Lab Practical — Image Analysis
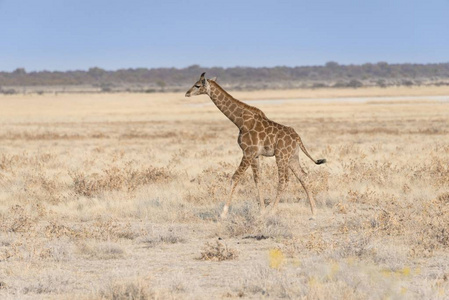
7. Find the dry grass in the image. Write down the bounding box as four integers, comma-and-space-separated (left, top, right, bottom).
0, 87, 448, 299
139, 226, 186, 247
70, 164, 172, 197
97, 280, 154, 300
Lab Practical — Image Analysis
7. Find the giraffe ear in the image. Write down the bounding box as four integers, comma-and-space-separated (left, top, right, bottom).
210, 77, 217, 82
200, 72, 206, 85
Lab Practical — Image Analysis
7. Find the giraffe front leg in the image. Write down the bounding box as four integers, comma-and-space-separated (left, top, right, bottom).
220, 155, 252, 219
250, 157, 265, 214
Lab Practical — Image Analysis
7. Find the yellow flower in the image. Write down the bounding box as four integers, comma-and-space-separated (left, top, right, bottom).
269, 249, 284, 269
401, 267, 411, 277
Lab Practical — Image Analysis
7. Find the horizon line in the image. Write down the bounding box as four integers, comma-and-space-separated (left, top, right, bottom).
3, 61, 449, 74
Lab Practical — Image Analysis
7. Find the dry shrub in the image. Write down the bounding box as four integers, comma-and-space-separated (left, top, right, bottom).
71, 165, 171, 197
282, 233, 335, 257
22, 273, 74, 295
139, 227, 186, 247
429, 156, 449, 186
76, 241, 124, 260
44, 219, 141, 241
45, 222, 85, 239
187, 165, 232, 204
193, 206, 221, 222
167, 149, 189, 168
1, 131, 83, 140
1, 241, 24, 261
221, 203, 292, 239
97, 279, 155, 300
119, 130, 177, 140
0, 131, 111, 141
0, 239, 70, 262
347, 189, 379, 205
307, 169, 330, 196
0, 152, 55, 172
279, 239, 301, 258
304, 232, 331, 254
415, 156, 449, 187
336, 234, 374, 258
343, 160, 399, 186
347, 127, 400, 135
338, 144, 367, 158
42, 240, 75, 262
334, 201, 347, 214
370, 209, 405, 236
0, 153, 18, 172
0, 153, 30, 172
24, 172, 66, 204
412, 194, 449, 256
200, 241, 238, 261
88, 219, 141, 240
258, 216, 292, 239
437, 192, 449, 204
0, 154, 65, 204
184, 131, 218, 142
241, 265, 292, 298
221, 202, 259, 237
0, 205, 37, 233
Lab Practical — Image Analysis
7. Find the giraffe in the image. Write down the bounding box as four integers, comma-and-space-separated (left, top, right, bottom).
185, 72, 326, 219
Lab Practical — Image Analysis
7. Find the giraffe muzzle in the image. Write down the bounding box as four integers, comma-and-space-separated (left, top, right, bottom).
185, 92, 191, 97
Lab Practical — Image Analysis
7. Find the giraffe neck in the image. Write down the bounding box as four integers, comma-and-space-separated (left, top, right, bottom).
207, 81, 248, 128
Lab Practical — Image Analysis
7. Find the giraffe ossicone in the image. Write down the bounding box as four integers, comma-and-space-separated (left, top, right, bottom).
185, 73, 326, 219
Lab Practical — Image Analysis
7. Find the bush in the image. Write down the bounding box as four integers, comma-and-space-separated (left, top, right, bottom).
199, 241, 238, 261
2, 89, 17, 95
402, 80, 414, 86
311, 82, 328, 89
347, 79, 363, 88
376, 79, 387, 88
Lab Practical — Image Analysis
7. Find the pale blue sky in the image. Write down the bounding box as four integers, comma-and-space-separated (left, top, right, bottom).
1, 0, 448, 71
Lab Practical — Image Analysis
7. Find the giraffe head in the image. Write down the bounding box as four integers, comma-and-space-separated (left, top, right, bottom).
185, 72, 211, 97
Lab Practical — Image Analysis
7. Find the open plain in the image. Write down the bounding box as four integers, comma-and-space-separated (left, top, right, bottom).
0, 86, 449, 299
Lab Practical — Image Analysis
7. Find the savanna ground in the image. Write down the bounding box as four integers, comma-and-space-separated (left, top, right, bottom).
0, 86, 448, 299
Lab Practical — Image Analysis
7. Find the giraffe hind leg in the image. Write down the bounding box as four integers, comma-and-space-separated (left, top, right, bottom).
268, 155, 289, 214
289, 156, 317, 218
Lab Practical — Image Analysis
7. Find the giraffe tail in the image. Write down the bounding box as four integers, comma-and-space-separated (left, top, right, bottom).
316, 158, 327, 165
296, 136, 326, 165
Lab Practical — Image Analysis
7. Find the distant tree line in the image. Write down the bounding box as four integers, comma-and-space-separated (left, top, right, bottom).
1, 62, 449, 93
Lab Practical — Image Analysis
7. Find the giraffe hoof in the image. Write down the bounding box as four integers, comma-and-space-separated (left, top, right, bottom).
220, 205, 229, 219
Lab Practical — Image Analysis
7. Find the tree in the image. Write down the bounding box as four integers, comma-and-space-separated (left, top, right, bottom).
156, 80, 166, 91
13, 68, 26, 75
325, 61, 339, 68
88, 67, 106, 80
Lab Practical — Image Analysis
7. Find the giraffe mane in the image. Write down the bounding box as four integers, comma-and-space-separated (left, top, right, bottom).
209, 80, 263, 114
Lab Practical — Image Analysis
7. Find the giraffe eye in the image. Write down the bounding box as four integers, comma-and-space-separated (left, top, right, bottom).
194, 85, 201, 88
